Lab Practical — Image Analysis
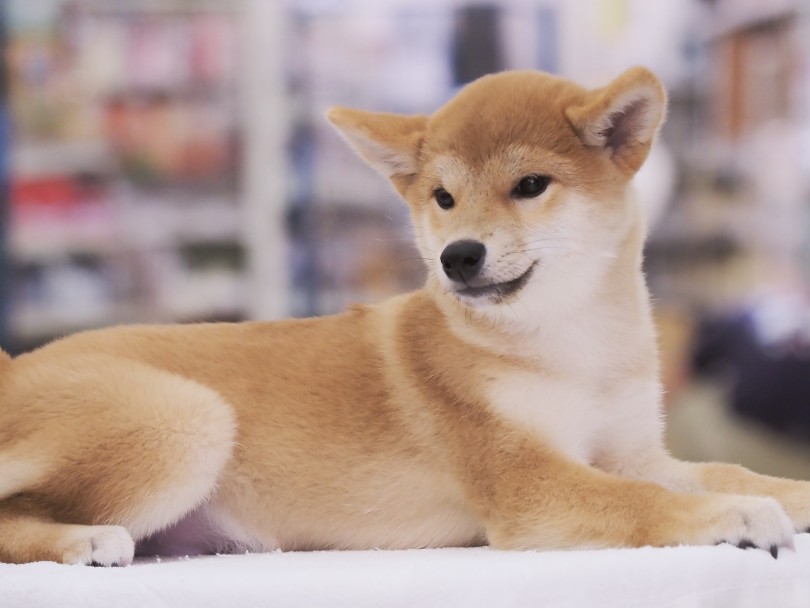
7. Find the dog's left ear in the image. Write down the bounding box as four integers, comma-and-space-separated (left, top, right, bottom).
565, 67, 666, 174
327, 107, 427, 194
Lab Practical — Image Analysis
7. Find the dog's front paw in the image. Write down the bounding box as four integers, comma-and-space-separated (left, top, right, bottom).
685, 495, 795, 556
60, 525, 135, 566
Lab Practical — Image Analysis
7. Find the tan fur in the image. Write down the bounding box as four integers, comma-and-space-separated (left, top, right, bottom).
1, 68, 808, 565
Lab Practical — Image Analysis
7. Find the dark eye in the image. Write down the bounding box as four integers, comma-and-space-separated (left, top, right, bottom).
513, 175, 550, 199
434, 187, 455, 210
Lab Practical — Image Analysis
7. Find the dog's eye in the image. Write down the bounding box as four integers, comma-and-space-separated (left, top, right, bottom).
513, 175, 550, 199
434, 187, 455, 210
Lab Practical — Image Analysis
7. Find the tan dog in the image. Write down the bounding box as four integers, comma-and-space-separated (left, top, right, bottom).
1, 68, 808, 566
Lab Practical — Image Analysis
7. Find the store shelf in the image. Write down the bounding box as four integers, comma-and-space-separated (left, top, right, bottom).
79, 0, 237, 17
3, 0, 258, 348
12, 140, 115, 178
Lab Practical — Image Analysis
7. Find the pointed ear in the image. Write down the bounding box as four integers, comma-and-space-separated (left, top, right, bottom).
327, 107, 427, 190
565, 67, 667, 174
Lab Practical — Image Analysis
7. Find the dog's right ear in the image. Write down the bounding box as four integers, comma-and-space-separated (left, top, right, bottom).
327, 107, 427, 193
565, 67, 666, 175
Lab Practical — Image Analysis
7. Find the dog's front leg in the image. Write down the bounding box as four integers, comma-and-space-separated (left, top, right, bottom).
622, 452, 810, 535
691, 462, 810, 533
593, 379, 810, 535
596, 427, 810, 533
448, 421, 794, 552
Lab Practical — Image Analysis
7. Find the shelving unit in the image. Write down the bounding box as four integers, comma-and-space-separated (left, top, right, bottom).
4, 0, 743, 349
3, 0, 279, 352
645, 0, 810, 314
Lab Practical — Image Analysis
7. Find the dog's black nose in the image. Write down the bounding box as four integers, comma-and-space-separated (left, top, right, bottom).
440, 240, 486, 283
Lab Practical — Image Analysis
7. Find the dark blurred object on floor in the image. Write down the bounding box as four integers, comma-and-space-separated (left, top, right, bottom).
692, 294, 810, 443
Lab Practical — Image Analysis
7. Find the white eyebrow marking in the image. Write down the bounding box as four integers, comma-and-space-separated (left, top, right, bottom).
426, 154, 472, 185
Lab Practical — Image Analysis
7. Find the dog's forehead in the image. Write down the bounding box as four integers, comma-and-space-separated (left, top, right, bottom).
425, 144, 574, 188
423, 71, 588, 168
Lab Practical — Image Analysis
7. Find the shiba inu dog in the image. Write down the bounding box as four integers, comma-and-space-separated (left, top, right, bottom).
1, 67, 808, 566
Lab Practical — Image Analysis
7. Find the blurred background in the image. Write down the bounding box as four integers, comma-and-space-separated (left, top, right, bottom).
0, 0, 808, 478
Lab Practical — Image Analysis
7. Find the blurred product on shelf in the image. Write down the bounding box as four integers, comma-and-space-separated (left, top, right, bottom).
103, 93, 237, 185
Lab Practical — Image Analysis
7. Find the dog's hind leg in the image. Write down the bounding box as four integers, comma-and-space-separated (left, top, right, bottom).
0, 505, 136, 565
0, 356, 236, 564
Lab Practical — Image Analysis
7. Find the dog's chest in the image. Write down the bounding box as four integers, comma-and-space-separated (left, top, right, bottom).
486, 372, 611, 464
485, 351, 662, 466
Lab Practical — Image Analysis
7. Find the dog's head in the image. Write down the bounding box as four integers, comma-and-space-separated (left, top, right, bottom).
328, 68, 666, 324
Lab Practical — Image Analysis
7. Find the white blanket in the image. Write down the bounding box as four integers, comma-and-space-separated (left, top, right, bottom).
2, 534, 808, 608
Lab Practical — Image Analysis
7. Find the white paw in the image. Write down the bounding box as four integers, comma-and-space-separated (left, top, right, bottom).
61, 525, 135, 566
700, 495, 794, 555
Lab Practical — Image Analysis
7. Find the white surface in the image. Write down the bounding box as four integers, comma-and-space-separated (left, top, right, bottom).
1, 535, 808, 608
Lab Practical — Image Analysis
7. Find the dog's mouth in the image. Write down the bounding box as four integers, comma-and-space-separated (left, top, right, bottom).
453, 262, 537, 303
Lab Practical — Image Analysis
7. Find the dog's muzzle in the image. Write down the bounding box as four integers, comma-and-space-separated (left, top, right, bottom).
453, 262, 537, 302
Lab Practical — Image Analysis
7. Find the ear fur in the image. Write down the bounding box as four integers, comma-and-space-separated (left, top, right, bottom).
326, 107, 427, 189
565, 66, 667, 174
